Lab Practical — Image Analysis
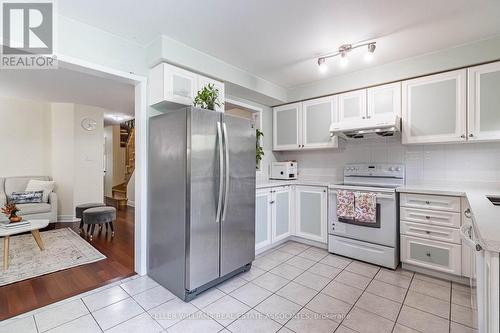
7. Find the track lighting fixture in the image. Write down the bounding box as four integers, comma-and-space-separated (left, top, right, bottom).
317, 42, 376, 71
317, 57, 328, 73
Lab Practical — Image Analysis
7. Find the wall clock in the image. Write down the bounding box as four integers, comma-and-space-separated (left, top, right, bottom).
81, 118, 97, 131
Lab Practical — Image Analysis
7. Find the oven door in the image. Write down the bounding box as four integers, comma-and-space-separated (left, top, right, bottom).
329, 188, 398, 247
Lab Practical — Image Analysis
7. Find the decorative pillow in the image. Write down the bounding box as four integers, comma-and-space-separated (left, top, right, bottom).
9, 191, 44, 204
25, 179, 55, 203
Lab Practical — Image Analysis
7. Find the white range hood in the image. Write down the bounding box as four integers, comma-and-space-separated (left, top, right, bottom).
330, 114, 401, 139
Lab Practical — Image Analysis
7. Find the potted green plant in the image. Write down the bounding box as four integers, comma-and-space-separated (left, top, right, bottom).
193, 83, 222, 111
256, 129, 264, 169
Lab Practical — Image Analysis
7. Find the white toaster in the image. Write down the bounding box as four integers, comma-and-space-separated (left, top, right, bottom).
270, 162, 298, 180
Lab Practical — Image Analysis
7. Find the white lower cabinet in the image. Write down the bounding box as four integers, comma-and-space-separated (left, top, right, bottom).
255, 186, 292, 252
272, 186, 292, 242
255, 189, 272, 251
295, 186, 328, 243
401, 235, 462, 275
255, 185, 327, 252
400, 192, 473, 279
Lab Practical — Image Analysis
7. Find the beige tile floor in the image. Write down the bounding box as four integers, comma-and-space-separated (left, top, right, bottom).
0, 241, 478, 333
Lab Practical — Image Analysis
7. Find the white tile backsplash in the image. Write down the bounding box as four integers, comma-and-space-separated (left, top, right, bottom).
276, 138, 500, 184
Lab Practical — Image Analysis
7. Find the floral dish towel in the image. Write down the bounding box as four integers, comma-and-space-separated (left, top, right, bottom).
336, 190, 355, 219
354, 192, 377, 223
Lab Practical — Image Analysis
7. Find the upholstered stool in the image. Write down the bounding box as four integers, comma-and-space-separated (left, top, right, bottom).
82, 206, 116, 241
76, 203, 105, 232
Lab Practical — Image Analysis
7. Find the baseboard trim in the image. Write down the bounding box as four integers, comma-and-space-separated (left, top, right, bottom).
402, 263, 470, 285
255, 236, 327, 256
57, 215, 79, 223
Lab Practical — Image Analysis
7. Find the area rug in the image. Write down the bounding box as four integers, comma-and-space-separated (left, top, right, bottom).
0, 228, 106, 286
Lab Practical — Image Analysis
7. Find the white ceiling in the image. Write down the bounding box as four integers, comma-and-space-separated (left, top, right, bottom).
58, 0, 500, 88
0, 67, 135, 125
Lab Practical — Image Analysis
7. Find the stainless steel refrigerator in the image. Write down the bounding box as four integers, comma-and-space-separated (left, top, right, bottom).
148, 107, 256, 301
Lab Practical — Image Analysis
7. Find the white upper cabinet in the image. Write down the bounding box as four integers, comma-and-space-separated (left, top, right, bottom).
273, 99, 339, 151
402, 69, 467, 144
302, 96, 338, 149
149, 63, 225, 110
197, 76, 225, 113
468, 62, 500, 142
338, 89, 367, 123
273, 103, 301, 150
367, 82, 401, 118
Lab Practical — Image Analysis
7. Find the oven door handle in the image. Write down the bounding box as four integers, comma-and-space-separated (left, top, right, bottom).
375, 194, 395, 200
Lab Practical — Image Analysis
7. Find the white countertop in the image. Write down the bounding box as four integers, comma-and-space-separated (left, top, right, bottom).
256, 176, 342, 189
397, 182, 500, 252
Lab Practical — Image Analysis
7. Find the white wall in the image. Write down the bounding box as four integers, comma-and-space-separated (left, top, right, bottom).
0, 98, 51, 177
0, 98, 106, 220
277, 137, 500, 184
50, 103, 76, 219
146, 35, 287, 105
225, 95, 277, 180
73, 105, 105, 207
288, 35, 500, 102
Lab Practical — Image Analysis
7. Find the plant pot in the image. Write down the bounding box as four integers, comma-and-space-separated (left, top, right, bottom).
9, 216, 22, 223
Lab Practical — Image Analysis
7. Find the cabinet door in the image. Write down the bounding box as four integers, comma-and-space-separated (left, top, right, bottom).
256, 189, 272, 250
295, 186, 327, 243
468, 62, 500, 141
367, 82, 401, 118
338, 89, 367, 123
402, 69, 467, 144
198, 75, 225, 113
164, 64, 197, 106
273, 103, 301, 150
401, 235, 461, 275
302, 96, 338, 149
272, 186, 292, 242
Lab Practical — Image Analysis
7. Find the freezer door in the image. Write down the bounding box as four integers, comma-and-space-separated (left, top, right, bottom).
186, 109, 223, 290
220, 114, 256, 276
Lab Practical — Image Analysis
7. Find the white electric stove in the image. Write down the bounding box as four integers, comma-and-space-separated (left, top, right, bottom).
328, 163, 405, 269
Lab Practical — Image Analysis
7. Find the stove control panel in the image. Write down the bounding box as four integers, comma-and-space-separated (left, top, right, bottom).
344, 163, 405, 178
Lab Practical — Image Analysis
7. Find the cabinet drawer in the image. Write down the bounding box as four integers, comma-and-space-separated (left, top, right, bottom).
401, 221, 461, 244
400, 207, 461, 228
401, 235, 461, 275
400, 193, 461, 212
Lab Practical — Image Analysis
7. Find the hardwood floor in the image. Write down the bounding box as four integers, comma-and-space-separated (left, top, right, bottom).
0, 206, 135, 321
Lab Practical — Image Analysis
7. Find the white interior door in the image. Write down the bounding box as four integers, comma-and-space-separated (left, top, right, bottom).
273, 103, 301, 150
468, 61, 500, 142
402, 69, 467, 144
302, 96, 337, 149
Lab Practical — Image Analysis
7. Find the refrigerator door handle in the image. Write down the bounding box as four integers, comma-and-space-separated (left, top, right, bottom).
216, 122, 224, 223
222, 122, 230, 222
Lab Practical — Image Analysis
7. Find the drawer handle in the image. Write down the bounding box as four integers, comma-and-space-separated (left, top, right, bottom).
270, 200, 275, 204
426, 252, 431, 257
425, 231, 431, 234
425, 201, 431, 205
425, 216, 431, 219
